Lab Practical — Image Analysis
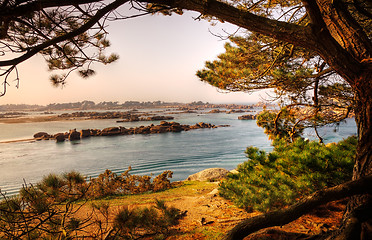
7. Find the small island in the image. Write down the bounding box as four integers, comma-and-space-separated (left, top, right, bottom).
33, 121, 230, 142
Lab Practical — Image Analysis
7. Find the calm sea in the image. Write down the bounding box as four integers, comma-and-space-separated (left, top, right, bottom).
0, 110, 357, 196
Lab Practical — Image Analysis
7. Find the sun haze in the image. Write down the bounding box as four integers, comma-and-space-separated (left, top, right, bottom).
1, 9, 263, 105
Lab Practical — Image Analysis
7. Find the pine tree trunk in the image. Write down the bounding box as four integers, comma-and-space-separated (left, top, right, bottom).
338, 65, 372, 239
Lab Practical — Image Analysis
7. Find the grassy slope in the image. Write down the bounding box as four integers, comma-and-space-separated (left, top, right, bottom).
84, 180, 345, 239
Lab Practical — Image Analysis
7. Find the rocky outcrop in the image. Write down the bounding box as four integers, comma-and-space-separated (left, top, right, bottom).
101, 127, 121, 136
238, 114, 257, 120
54, 133, 66, 143
146, 116, 174, 121
226, 109, 245, 114
33, 132, 50, 139
58, 111, 136, 119
189, 122, 217, 129
68, 130, 80, 141
207, 109, 224, 113
116, 115, 174, 122
0, 112, 27, 118
33, 121, 228, 143
90, 129, 101, 136
186, 168, 229, 182
80, 129, 91, 138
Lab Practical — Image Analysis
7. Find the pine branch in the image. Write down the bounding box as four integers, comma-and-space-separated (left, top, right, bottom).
0, 0, 129, 67
0, 0, 104, 18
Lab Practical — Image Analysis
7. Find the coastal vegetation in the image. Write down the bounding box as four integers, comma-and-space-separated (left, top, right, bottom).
0, 168, 181, 239
219, 136, 357, 212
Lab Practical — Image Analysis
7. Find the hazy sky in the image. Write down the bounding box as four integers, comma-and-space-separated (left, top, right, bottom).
1, 8, 265, 105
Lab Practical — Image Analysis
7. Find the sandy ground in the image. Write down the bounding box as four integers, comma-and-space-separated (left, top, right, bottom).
0, 115, 85, 123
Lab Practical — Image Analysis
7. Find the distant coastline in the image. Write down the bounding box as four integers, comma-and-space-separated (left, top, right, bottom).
0, 101, 267, 124
0, 100, 267, 112
0, 101, 263, 144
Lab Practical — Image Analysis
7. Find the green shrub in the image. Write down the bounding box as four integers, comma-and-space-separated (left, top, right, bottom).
219, 136, 357, 212
114, 199, 184, 239
89, 168, 174, 198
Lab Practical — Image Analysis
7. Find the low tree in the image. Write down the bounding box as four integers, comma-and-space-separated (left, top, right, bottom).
219, 136, 357, 212
0, 0, 371, 239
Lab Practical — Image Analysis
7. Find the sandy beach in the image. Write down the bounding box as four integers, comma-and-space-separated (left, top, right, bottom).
0, 115, 87, 124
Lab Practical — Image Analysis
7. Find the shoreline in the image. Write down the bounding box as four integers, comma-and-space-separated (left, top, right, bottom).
0, 138, 36, 144
0, 115, 88, 124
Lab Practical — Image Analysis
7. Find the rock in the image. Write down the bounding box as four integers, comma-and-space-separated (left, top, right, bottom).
238, 114, 256, 120
101, 127, 121, 136
54, 133, 65, 143
170, 123, 183, 132
80, 129, 91, 138
170, 126, 183, 132
134, 126, 151, 134
186, 168, 229, 182
119, 126, 130, 135
189, 125, 200, 129
217, 124, 230, 128
227, 109, 245, 114
197, 122, 215, 128
33, 132, 50, 139
150, 125, 169, 133
208, 109, 221, 113
146, 116, 174, 121
160, 121, 171, 126
68, 130, 80, 141
89, 129, 98, 136
208, 188, 219, 197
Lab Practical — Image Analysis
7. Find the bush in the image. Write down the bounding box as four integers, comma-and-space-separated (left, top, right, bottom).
219, 136, 357, 212
114, 199, 184, 239
18, 167, 175, 200
0, 168, 177, 239
89, 167, 174, 198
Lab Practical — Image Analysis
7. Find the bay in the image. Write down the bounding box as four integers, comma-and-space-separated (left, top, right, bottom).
0, 110, 357, 196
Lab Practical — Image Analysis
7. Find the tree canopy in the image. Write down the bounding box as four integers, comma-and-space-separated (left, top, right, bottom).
196, 32, 354, 142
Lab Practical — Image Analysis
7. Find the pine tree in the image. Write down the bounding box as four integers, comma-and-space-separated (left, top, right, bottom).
219, 136, 357, 212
